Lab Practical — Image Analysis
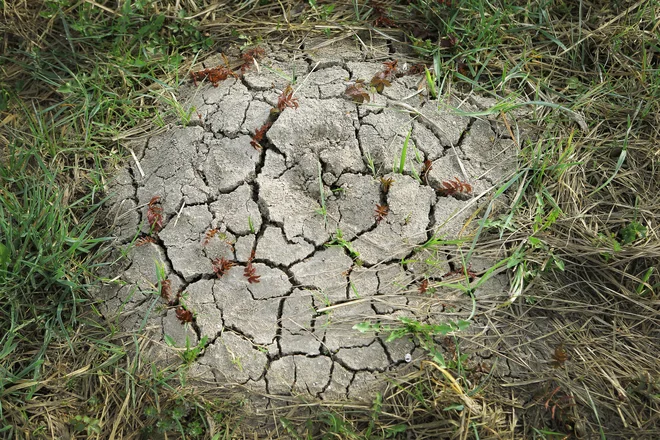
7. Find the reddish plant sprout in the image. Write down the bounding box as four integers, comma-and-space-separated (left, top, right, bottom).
442, 264, 478, 281
244, 264, 260, 284
457, 60, 469, 77
202, 228, 219, 246
370, 71, 392, 93
537, 382, 576, 425
240, 47, 266, 73
250, 121, 272, 150
160, 278, 172, 302
407, 63, 427, 75
175, 306, 193, 324
382, 60, 398, 76
374, 15, 396, 27
438, 177, 473, 196
369, 60, 398, 93
418, 279, 429, 294
551, 344, 569, 369
147, 196, 164, 234
190, 61, 239, 87
277, 85, 299, 111
244, 250, 260, 284
375, 203, 389, 223
212, 257, 234, 278
380, 176, 394, 193
136, 236, 157, 246
344, 80, 370, 104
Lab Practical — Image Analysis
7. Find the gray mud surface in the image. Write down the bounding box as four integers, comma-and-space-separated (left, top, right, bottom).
99, 39, 517, 401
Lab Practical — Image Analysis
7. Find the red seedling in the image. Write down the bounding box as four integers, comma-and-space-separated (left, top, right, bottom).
277, 85, 299, 111
368, 60, 397, 93
370, 71, 391, 93
202, 228, 219, 246
375, 203, 389, 223
344, 79, 370, 104
240, 47, 266, 73
190, 62, 239, 87
551, 344, 569, 368
438, 177, 472, 196
244, 250, 260, 284
407, 63, 427, 75
442, 264, 478, 281
418, 279, 429, 294
382, 60, 398, 76
160, 278, 172, 302
211, 257, 234, 278
244, 264, 260, 284
457, 60, 469, 77
175, 306, 193, 324
380, 176, 394, 193
374, 15, 396, 27
136, 236, 157, 246
250, 121, 272, 150
147, 196, 164, 234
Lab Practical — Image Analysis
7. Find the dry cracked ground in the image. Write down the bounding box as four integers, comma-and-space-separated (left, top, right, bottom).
99, 40, 517, 402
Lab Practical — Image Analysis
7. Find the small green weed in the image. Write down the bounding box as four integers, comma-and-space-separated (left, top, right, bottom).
365, 151, 377, 175
424, 67, 437, 99
619, 220, 647, 245
164, 335, 208, 366
308, 0, 336, 20
326, 229, 360, 261
396, 127, 412, 174
69, 414, 101, 436
354, 317, 470, 368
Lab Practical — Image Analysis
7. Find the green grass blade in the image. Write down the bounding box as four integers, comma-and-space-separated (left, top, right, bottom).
398, 128, 412, 174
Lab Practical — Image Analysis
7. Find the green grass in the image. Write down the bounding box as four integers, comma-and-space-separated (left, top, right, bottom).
2, 0, 660, 438
397, 127, 411, 174
0, 1, 236, 436
0, 144, 107, 421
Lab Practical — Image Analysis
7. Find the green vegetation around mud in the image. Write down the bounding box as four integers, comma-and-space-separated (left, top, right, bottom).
1, 1, 659, 438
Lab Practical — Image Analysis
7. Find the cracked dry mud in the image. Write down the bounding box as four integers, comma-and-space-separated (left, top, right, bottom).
100, 42, 517, 402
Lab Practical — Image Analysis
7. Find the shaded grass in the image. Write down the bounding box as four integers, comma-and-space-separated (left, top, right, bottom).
1, 0, 659, 438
